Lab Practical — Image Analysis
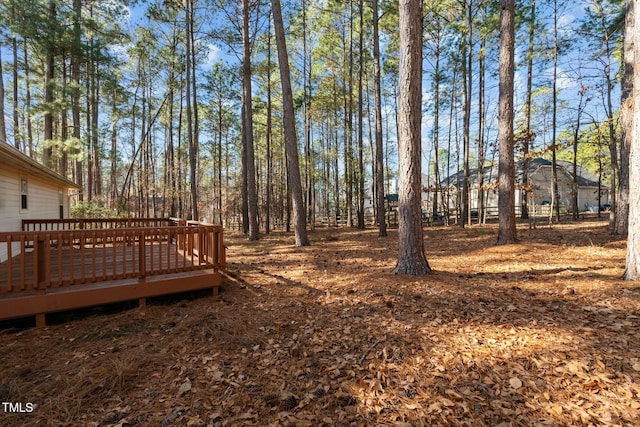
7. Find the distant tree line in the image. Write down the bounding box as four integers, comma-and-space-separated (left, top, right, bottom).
0, 0, 630, 250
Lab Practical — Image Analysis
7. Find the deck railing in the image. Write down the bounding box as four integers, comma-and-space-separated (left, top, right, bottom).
0, 224, 225, 295
22, 218, 175, 232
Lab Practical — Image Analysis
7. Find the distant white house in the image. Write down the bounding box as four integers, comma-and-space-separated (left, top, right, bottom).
0, 142, 80, 261
430, 158, 610, 216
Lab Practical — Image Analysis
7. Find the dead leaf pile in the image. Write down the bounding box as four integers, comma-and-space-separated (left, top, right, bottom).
0, 219, 639, 426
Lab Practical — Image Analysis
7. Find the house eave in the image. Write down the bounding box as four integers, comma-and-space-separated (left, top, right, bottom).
0, 142, 81, 189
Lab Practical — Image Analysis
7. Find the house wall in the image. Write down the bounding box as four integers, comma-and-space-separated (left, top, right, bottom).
579, 187, 610, 210
528, 166, 574, 209
529, 166, 610, 212
0, 166, 71, 262
471, 189, 501, 211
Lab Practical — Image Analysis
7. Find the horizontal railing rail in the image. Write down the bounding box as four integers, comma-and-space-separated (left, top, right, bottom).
22, 218, 176, 232
0, 225, 225, 295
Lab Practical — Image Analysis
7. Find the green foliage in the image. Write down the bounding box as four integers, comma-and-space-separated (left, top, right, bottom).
71, 200, 121, 219
0, 0, 625, 225
555, 120, 615, 185
579, 0, 624, 54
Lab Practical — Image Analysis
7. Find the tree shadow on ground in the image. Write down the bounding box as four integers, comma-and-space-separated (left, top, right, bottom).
218, 223, 637, 425
0, 221, 636, 426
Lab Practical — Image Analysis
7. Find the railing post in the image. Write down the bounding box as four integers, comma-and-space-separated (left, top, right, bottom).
206, 227, 213, 264
138, 229, 146, 281
35, 236, 47, 290
219, 229, 226, 269
5, 235, 13, 291
199, 228, 206, 265
211, 229, 218, 269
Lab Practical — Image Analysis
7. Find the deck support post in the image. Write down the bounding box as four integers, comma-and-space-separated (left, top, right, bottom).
35, 313, 46, 327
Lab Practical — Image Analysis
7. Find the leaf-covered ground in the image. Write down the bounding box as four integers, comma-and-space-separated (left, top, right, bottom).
1, 218, 639, 426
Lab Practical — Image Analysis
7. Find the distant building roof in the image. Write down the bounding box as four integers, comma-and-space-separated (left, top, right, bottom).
555, 160, 603, 188
0, 142, 80, 189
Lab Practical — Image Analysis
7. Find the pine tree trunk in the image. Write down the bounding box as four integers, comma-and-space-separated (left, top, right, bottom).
216, 70, 224, 225
266, 19, 273, 234
333, 80, 340, 226
72, 0, 82, 191
92, 60, 101, 197
477, 32, 486, 224
625, 0, 640, 280
617, 0, 634, 236
242, 0, 259, 239
137, 62, 145, 215
522, 0, 536, 220
372, 0, 387, 237
43, 0, 56, 169
60, 62, 68, 177
460, 0, 473, 228
572, 88, 587, 220
190, 0, 200, 219
445, 68, 457, 225
496, 0, 517, 245
177, 76, 184, 219
605, 53, 618, 230
168, 23, 178, 218
186, 0, 199, 221
217, 98, 224, 225
87, 55, 96, 202
551, 0, 560, 222
241, 104, 249, 233
271, 0, 309, 246
0, 47, 7, 145
302, 0, 313, 230
460, 37, 469, 228
431, 27, 442, 225
110, 88, 118, 209
12, 23, 19, 150
24, 41, 34, 157
393, 0, 430, 275
345, 8, 354, 228
356, 0, 365, 229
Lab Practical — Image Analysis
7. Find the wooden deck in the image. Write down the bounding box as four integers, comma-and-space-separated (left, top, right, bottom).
0, 220, 225, 326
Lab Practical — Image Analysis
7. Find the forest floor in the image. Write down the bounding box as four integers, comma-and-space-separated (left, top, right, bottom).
1, 217, 640, 426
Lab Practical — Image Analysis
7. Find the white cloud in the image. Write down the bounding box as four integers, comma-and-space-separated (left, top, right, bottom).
108, 43, 131, 63
205, 44, 222, 69
538, 66, 575, 92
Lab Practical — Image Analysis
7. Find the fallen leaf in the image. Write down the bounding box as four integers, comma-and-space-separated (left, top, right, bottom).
178, 380, 191, 396
440, 397, 455, 407
549, 404, 563, 416
509, 377, 523, 389
427, 402, 443, 414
